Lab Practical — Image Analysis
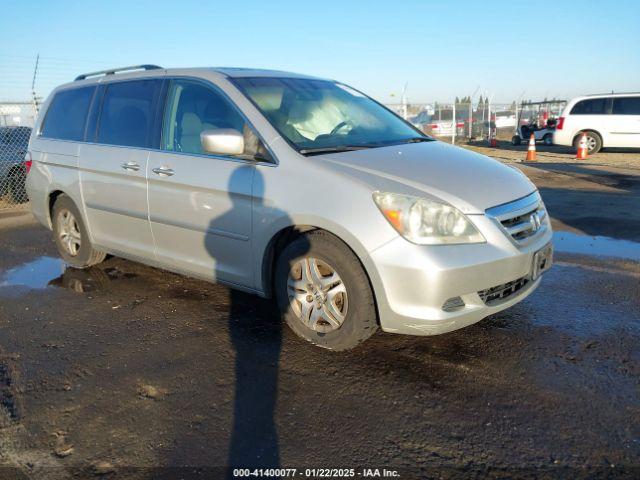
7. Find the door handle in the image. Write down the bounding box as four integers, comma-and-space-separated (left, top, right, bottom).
152, 166, 175, 177
121, 161, 140, 171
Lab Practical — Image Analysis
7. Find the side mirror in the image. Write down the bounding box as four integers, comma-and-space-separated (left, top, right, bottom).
200, 129, 244, 156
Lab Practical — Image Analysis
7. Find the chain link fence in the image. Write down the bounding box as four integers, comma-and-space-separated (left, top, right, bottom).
0, 125, 31, 210
386, 99, 566, 145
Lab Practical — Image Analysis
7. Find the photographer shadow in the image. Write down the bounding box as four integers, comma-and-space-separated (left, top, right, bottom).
205, 166, 307, 472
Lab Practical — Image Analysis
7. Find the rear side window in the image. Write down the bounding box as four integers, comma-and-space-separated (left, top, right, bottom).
612, 97, 640, 115
570, 98, 608, 115
97, 80, 162, 148
41, 87, 95, 141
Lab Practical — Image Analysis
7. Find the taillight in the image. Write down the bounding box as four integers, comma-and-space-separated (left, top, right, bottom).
557, 117, 565, 130
456, 122, 465, 128
24, 151, 32, 174
430, 124, 439, 129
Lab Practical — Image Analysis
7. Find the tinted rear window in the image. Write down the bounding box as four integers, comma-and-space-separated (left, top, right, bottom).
97, 79, 162, 148
41, 87, 95, 141
612, 97, 640, 115
570, 98, 608, 115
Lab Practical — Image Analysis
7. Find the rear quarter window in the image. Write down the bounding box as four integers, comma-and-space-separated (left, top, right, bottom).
41, 87, 96, 141
96, 79, 162, 148
612, 97, 640, 115
570, 98, 608, 115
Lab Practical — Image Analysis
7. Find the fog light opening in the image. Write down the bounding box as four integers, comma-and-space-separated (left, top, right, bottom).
442, 296, 465, 312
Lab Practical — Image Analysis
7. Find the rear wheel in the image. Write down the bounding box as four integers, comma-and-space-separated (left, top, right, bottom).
275, 230, 378, 351
543, 133, 553, 146
511, 135, 522, 146
52, 195, 106, 268
574, 131, 602, 154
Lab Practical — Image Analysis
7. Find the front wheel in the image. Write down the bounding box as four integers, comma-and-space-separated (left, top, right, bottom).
275, 230, 378, 351
543, 133, 553, 146
511, 135, 522, 146
52, 194, 106, 268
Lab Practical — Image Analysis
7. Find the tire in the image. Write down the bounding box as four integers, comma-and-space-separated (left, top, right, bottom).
574, 131, 602, 154
52, 194, 106, 268
511, 135, 521, 146
543, 133, 553, 146
275, 230, 378, 351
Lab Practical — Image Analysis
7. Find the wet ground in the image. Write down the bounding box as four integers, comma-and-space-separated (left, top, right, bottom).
0, 159, 639, 479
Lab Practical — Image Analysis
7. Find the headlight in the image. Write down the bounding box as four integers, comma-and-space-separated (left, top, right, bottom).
372, 192, 485, 245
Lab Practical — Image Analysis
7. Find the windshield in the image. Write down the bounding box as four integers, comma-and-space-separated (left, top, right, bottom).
232, 77, 429, 154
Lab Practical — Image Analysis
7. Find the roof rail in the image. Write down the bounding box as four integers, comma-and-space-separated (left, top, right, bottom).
585, 91, 640, 97
74, 64, 163, 81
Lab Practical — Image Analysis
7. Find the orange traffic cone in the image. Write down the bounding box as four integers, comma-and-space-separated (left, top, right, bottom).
526, 134, 536, 161
576, 132, 588, 160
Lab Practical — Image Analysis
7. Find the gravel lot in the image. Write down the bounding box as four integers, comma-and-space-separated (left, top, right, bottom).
0, 147, 639, 479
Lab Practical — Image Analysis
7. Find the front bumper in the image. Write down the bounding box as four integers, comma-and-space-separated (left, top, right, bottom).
368, 214, 552, 336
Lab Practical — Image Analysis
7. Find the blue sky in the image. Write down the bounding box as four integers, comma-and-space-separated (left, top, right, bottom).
2, 0, 639, 103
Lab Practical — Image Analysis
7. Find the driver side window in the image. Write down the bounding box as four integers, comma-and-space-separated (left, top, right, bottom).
162, 79, 271, 160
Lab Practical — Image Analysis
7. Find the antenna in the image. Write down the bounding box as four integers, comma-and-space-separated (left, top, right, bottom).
31, 53, 40, 115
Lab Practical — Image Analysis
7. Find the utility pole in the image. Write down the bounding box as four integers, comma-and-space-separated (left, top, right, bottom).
31, 53, 40, 116
452, 102, 456, 145
400, 82, 408, 120
469, 86, 480, 138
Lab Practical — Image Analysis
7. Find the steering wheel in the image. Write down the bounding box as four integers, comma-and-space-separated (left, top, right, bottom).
330, 121, 351, 135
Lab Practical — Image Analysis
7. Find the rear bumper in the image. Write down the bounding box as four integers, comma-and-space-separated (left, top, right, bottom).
368, 215, 552, 336
25, 164, 53, 230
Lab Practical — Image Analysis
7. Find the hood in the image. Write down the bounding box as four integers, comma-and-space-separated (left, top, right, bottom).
320, 141, 536, 214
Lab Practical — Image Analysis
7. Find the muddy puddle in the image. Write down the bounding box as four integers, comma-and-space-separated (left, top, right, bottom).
0, 256, 64, 291
0, 257, 134, 296
553, 231, 640, 261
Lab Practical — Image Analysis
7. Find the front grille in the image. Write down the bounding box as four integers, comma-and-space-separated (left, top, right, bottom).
486, 191, 547, 245
478, 276, 529, 305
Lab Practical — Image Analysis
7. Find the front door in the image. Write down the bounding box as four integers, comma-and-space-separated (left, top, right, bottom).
80, 79, 163, 259
147, 78, 269, 288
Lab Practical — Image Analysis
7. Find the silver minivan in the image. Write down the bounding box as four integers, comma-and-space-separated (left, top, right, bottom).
26, 65, 553, 350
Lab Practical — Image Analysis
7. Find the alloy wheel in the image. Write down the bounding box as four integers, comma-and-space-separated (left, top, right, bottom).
57, 209, 81, 256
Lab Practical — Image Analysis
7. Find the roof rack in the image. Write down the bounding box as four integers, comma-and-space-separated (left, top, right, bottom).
585, 91, 640, 97
74, 64, 163, 81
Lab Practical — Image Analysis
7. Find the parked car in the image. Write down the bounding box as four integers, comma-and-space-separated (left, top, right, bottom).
553, 93, 640, 154
0, 126, 31, 203
411, 109, 467, 137
409, 110, 432, 129
427, 119, 466, 137
26, 65, 553, 350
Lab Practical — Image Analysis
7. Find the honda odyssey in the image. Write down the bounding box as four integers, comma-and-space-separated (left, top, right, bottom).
26, 65, 553, 350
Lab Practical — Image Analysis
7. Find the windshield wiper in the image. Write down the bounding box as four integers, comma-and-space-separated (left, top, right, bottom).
401, 137, 434, 143
299, 145, 377, 155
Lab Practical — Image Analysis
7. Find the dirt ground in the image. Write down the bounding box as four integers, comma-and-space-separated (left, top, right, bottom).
0, 147, 639, 479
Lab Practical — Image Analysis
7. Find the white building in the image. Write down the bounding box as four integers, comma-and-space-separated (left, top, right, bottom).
0, 102, 38, 127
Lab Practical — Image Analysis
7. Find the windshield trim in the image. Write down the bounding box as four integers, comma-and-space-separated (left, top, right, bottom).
229, 76, 432, 156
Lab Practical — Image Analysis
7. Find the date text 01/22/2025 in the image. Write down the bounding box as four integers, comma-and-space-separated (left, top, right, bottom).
232, 468, 401, 478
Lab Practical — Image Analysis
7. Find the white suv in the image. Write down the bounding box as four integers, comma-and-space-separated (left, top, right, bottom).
553, 93, 640, 154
